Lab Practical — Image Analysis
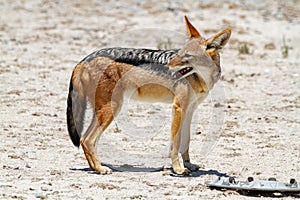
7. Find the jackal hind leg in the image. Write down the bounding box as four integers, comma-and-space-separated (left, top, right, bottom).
81, 102, 117, 174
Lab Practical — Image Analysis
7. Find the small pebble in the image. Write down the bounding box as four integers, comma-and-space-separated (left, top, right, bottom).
264, 68, 270, 74
35, 192, 45, 199
41, 186, 48, 191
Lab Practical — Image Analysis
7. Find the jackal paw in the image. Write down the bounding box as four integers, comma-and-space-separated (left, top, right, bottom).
95, 165, 112, 175
184, 162, 200, 171
173, 167, 190, 175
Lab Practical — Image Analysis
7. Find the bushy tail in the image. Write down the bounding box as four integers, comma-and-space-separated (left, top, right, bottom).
66, 77, 86, 147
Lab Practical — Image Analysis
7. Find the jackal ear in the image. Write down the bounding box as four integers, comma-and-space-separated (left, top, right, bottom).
184, 16, 202, 39
207, 28, 231, 49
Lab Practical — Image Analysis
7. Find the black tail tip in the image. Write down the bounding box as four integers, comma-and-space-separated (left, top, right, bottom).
69, 131, 80, 147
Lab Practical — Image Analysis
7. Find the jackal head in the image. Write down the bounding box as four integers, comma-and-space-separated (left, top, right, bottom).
168, 16, 231, 87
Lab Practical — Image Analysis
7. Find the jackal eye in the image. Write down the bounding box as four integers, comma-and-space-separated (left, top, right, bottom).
206, 44, 215, 49
181, 53, 192, 63
206, 43, 219, 50
184, 53, 192, 58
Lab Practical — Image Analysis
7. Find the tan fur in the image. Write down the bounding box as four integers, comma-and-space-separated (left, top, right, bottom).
67, 16, 231, 175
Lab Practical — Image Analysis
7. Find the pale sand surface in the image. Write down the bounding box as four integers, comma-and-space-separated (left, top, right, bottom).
1, 1, 299, 199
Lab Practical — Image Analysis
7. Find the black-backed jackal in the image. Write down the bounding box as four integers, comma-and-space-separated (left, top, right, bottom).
67, 16, 231, 175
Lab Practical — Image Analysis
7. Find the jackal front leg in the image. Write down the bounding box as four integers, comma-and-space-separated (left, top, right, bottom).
180, 107, 200, 172
182, 148, 200, 171
170, 97, 190, 175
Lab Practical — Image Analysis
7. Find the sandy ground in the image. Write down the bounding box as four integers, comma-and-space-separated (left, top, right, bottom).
1, 0, 300, 199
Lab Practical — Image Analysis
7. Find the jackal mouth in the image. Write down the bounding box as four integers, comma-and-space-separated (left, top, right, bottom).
171, 66, 194, 80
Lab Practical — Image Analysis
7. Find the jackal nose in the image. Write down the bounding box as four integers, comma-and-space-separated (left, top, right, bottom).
216, 68, 221, 76
213, 68, 221, 82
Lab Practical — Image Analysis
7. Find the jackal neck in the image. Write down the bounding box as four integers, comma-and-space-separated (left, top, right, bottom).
82, 47, 179, 66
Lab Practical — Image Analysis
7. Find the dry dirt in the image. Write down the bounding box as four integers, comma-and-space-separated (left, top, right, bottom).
1, 0, 299, 199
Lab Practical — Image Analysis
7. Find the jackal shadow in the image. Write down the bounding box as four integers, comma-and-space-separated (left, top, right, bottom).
70, 165, 229, 178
